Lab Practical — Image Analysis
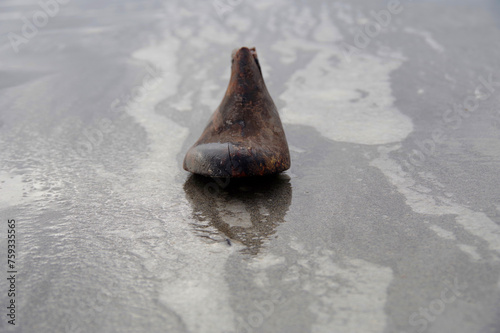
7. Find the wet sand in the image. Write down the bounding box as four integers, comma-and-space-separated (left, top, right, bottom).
1, 0, 500, 332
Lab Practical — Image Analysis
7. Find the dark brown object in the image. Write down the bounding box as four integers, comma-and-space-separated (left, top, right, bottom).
183, 47, 291, 177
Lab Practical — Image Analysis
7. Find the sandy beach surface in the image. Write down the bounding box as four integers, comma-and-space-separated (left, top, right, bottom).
1, 0, 500, 332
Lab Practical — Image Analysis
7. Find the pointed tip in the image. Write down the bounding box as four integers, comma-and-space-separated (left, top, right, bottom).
230, 47, 263, 87
231, 46, 257, 61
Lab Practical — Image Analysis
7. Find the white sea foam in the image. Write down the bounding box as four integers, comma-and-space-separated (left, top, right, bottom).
429, 224, 456, 240
253, 239, 393, 333
271, 3, 413, 146
280, 50, 413, 145
404, 27, 445, 53
457, 244, 482, 262
371, 145, 500, 258
121, 33, 237, 333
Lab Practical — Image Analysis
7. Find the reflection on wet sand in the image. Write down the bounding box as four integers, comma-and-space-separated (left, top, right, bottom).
183, 174, 292, 255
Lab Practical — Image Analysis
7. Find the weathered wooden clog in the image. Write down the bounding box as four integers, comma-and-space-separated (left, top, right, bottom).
183, 47, 290, 177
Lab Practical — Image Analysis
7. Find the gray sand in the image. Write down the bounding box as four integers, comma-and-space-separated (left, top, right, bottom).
1, 0, 499, 332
